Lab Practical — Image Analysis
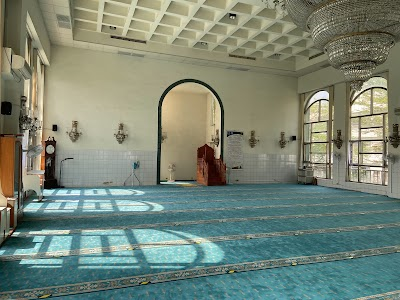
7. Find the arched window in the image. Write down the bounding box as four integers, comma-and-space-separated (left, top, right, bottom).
303, 90, 332, 178
349, 77, 388, 185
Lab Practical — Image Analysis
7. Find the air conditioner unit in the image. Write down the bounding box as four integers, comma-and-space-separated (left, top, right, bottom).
12, 54, 32, 80
1, 47, 32, 81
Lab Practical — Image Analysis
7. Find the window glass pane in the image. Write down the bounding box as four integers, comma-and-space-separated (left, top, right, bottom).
308, 103, 320, 122
359, 167, 371, 183
350, 142, 358, 164
304, 124, 311, 143
311, 143, 327, 154
304, 144, 311, 162
351, 90, 371, 116
304, 109, 311, 123
360, 115, 383, 128
350, 118, 359, 140
360, 154, 383, 166
306, 91, 329, 110
359, 167, 385, 184
353, 77, 387, 99
311, 154, 327, 163
312, 122, 327, 132
360, 141, 383, 153
312, 164, 326, 178
320, 101, 329, 121
360, 128, 383, 140
312, 132, 327, 142
372, 88, 388, 114
385, 115, 389, 138
349, 167, 358, 182
366, 77, 387, 89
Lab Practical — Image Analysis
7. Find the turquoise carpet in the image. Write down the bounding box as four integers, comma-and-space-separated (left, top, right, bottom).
0, 184, 399, 299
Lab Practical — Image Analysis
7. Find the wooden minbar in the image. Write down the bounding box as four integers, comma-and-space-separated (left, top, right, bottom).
197, 144, 226, 186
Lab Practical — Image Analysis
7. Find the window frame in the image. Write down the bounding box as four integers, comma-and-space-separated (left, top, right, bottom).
349, 83, 388, 186
303, 91, 333, 179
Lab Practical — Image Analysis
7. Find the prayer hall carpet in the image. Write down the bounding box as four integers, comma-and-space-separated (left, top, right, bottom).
0, 184, 399, 299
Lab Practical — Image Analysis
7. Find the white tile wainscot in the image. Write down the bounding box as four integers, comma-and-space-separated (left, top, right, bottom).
229, 154, 297, 184
55, 150, 157, 187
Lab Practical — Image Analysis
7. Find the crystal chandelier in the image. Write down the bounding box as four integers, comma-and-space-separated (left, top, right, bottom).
19, 96, 32, 130
269, 0, 400, 90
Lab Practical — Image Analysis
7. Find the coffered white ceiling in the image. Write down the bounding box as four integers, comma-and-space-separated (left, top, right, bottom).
38, 0, 327, 75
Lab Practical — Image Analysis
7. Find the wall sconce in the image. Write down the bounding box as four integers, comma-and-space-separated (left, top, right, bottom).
114, 123, 128, 144
279, 132, 296, 148
249, 130, 259, 148
332, 129, 343, 149
161, 127, 167, 143
211, 129, 220, 147
19, 96, 32, 130
279, 132, 287, 148
66, 120, 82, 142
388, 124, 400, 148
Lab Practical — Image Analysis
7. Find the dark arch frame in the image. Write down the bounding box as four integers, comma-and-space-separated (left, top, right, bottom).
157, 79, 225, 184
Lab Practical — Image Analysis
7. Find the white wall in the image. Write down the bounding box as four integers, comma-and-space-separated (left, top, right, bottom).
204, 93, 222, 159
161, 91, 207, 181
298, 44, 400, 198
44, 46, 299, 187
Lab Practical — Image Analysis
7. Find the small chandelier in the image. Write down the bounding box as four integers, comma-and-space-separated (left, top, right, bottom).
19, 114, 32, 131
280, 1, 400, 91
387, 124, 400, 149
114, 123, 128, 144
66, 120, 82, 142
332, 129, 343, 149
19, 96, 32, 131
29, 117, 42, 136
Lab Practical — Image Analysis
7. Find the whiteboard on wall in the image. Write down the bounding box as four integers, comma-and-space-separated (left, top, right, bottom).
226, 130, 243, 169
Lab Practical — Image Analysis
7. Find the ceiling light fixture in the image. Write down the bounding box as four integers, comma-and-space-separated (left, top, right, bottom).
200, 42, 208, 46
264, 0, 400, 91
109, 26, 117, 30
229, 13, 237, 20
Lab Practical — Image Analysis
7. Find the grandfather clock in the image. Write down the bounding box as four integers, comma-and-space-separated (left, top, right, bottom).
44, 137, 58, 188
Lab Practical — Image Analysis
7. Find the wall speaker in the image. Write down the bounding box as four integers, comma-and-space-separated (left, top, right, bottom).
1, 101, 12, 115
52, 124, 58, 131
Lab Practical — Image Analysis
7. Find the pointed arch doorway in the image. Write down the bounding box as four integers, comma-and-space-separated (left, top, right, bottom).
157, 79, 224, 184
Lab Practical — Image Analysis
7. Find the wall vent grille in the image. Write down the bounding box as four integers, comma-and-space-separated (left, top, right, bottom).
229, 54, 256, 61
309, 52, 324, 60
111, 35, 147, 44
56, 14, 71, 29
